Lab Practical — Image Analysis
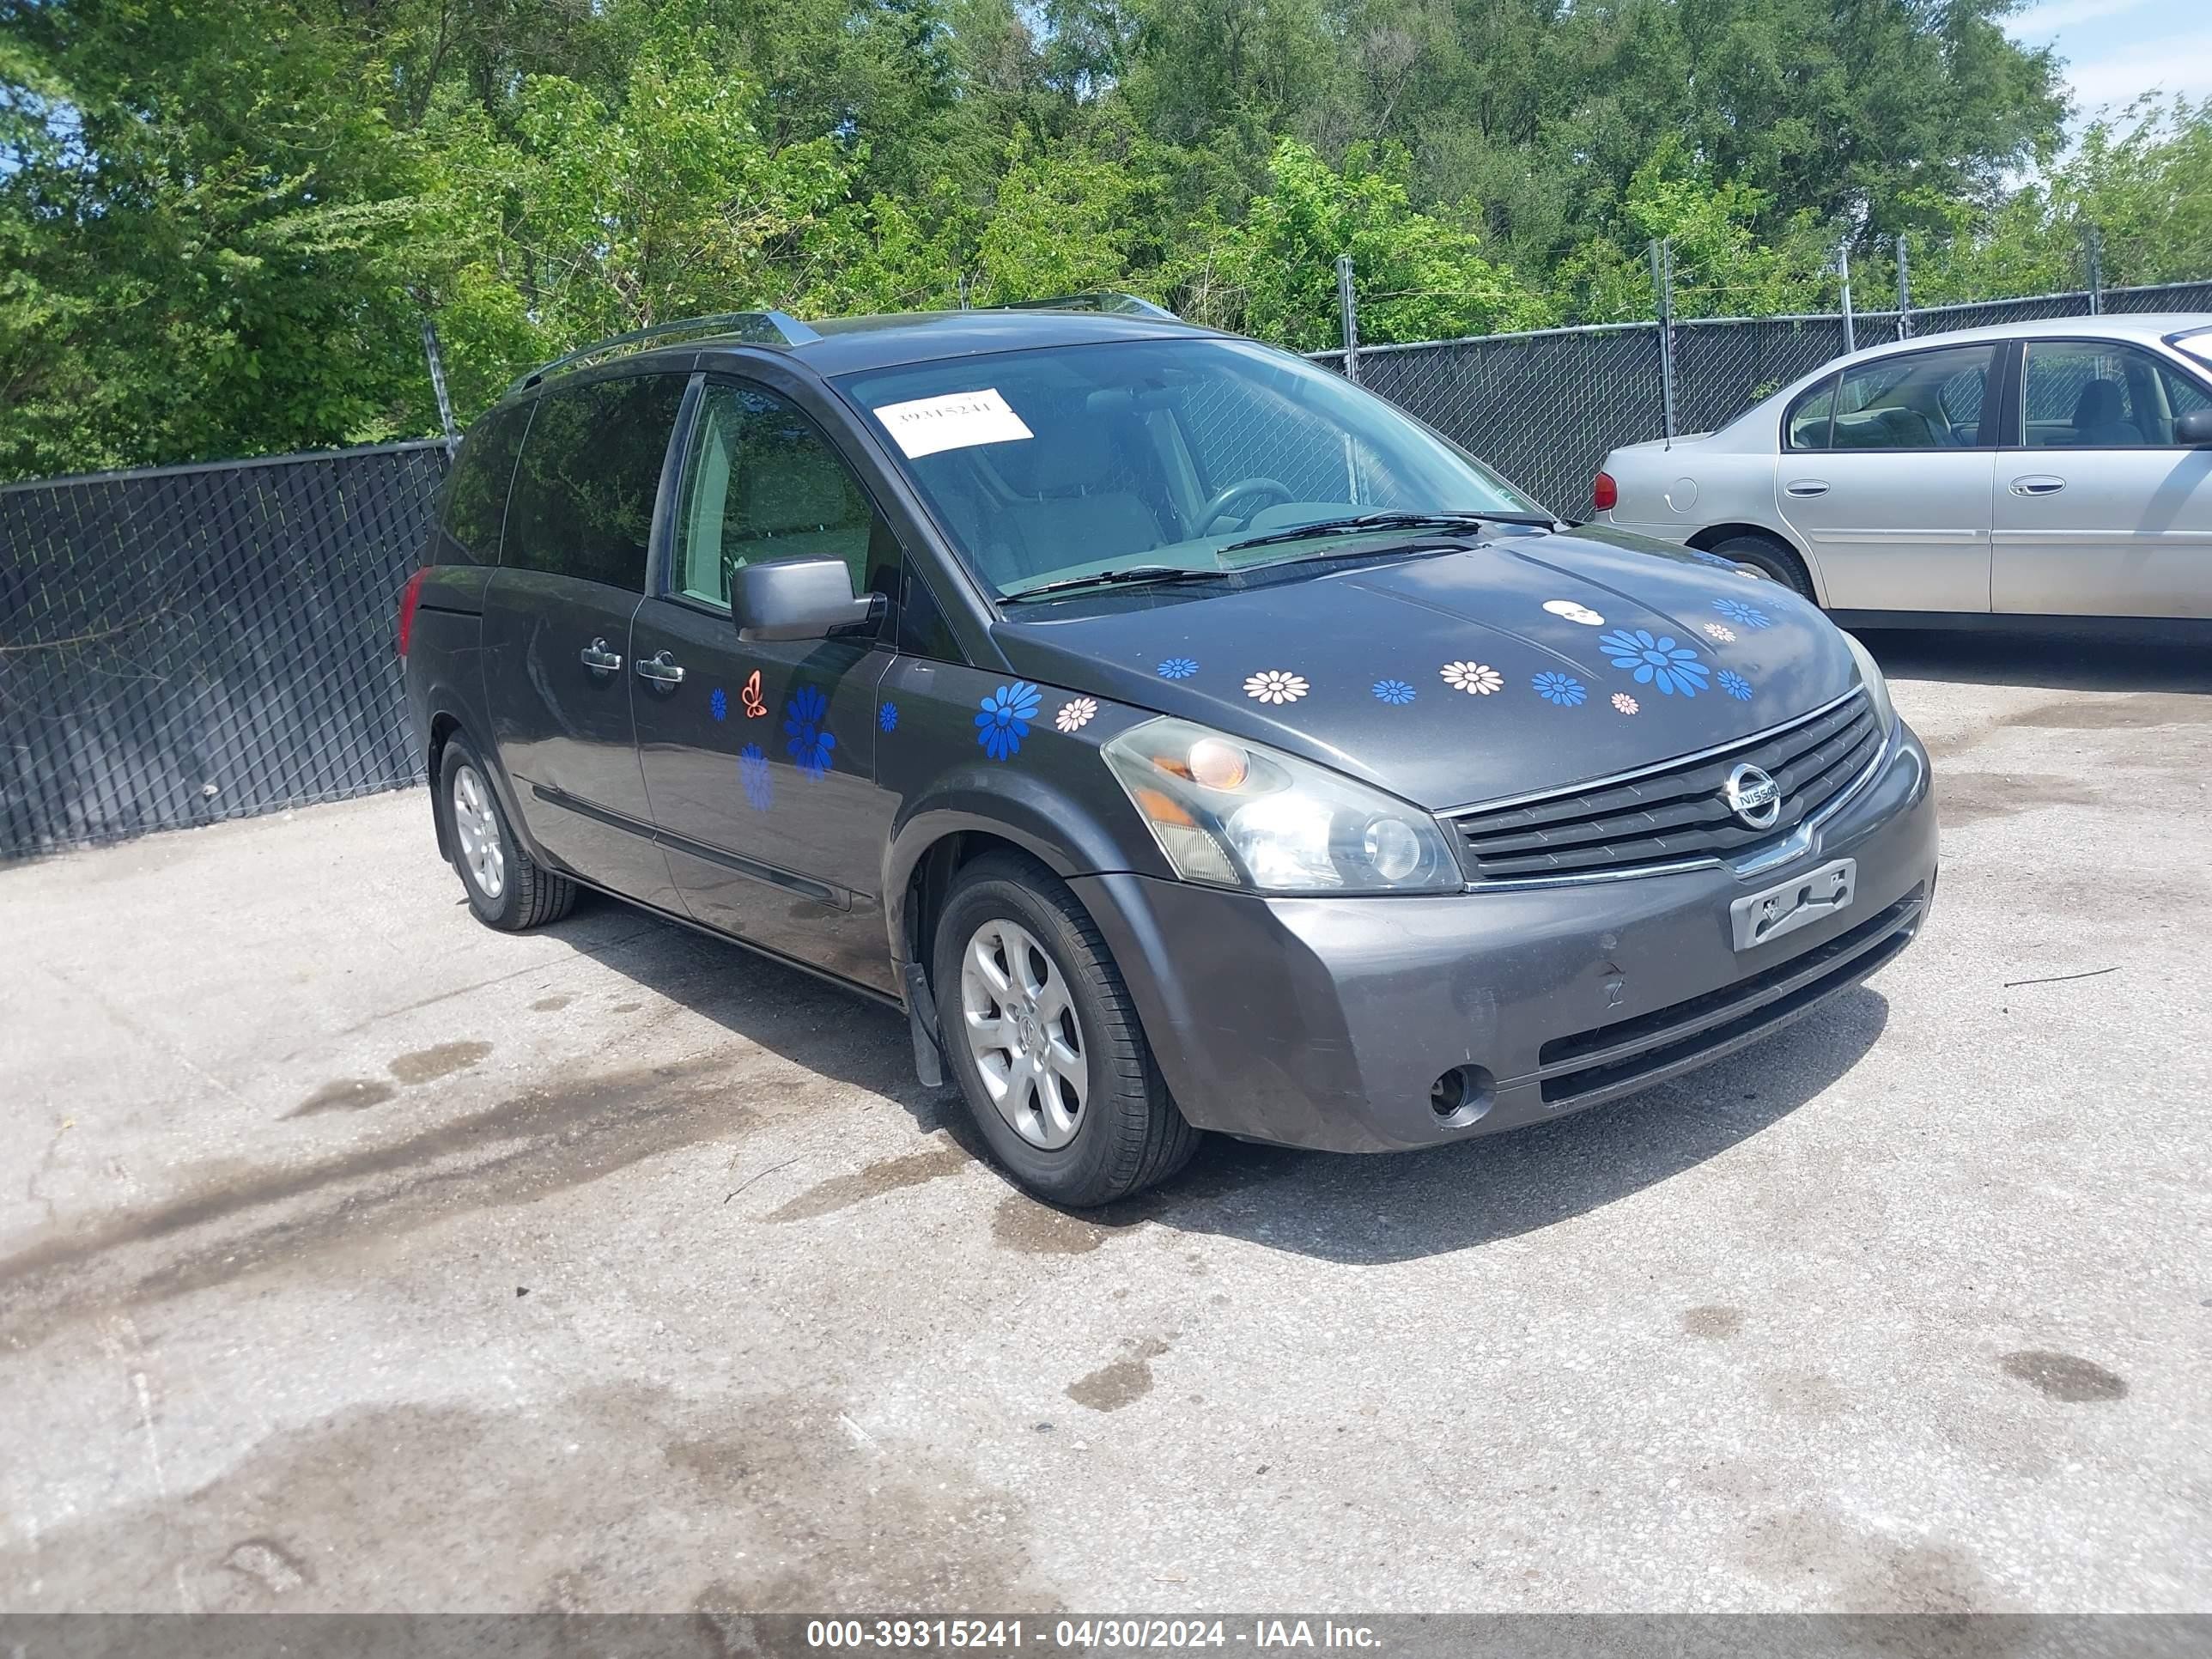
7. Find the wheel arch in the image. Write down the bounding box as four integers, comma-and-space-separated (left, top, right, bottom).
1686, 521, 1826, 605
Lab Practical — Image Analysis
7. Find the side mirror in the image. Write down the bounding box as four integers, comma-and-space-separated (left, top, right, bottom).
2177, 409, 2212, 447
732, 558, 883, 642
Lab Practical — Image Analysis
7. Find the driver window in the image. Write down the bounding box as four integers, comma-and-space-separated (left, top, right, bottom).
2021, 340, 2207, 447
1829, 344, 1996, 451
674, 380, 900, 608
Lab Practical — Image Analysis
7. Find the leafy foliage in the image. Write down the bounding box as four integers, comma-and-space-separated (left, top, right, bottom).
1, 0, 2205, 481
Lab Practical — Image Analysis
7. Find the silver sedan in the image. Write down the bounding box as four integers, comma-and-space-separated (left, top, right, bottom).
1594, 314, 2212, 622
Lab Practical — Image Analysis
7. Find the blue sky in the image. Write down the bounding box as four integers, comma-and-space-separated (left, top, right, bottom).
2005, 0, 2212, 118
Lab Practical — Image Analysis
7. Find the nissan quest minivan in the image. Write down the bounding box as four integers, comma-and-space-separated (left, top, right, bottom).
399, 298, 1936, 1206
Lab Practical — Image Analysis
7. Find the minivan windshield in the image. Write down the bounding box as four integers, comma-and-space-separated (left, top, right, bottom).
835, 337, 1544, 602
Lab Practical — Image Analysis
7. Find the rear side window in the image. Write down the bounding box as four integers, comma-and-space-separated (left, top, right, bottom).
504, 374, 686, 590
1784, 374, 1838, 449
1827, 344, 1996, 450
434, 404, 530, 564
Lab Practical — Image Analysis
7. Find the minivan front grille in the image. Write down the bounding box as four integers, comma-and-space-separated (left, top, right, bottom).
1446, 690, 1881, 885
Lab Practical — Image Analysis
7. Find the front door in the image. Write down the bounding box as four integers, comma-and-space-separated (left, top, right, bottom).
631, 376, 901, 991
1774, 342, 2001, 613
482, 373, 689, 908
1994, 337, 2212, 618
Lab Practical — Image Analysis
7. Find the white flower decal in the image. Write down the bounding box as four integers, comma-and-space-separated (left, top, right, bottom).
1703, 622, 1736, 643
1440, 660, 1504, 695
1244, 669, 1309, 705
1612, 692, 1640, 715
1541, 599, 1606, 626
1054, 696, 1098, 732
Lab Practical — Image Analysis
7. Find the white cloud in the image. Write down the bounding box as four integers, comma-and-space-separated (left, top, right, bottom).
2008, 0, 2148, 37
2063, 42, 2212, 112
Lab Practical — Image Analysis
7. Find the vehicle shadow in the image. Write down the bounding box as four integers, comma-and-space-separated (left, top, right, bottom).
552, 894, 1887, 1267
1856, 627, 2212, 694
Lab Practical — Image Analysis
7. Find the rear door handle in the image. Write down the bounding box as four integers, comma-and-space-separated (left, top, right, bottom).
635, 649, 684, 686
2010, 476, 2066, 495
1784, 479, 1829, 497
580, 637, 623, 673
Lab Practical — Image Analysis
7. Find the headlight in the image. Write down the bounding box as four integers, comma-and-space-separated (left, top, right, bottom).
1103, 718, 1461, 894
1842, 630, 1898, 736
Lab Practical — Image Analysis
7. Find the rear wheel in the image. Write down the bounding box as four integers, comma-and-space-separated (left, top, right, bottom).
437, 734, 577, 931
1707, 532, 1816, 601
932, 852, 1200, 1207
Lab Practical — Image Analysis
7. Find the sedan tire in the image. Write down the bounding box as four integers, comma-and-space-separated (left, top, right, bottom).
1709, 532, 1817, 601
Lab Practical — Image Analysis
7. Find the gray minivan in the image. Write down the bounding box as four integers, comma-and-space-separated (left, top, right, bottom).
399, 300, 1937, 1206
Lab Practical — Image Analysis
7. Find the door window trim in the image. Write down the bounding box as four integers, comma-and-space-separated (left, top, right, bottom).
2006, 334, 2212, 452
1782, 341, 2014, 454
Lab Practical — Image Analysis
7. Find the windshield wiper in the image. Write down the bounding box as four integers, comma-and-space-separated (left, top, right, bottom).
1000, 564, 1230, 603
1221, 509, 1556, 555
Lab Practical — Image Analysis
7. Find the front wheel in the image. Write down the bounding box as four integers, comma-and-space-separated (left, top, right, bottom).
932, 853, 1200, 1206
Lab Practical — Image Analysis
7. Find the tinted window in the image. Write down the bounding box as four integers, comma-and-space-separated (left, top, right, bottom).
504, 374, 684, 589
1828, 345, 1996, 450
434, 403, 530, 564
896, 565, 964, 662
673, 379, 899, 609
1784, 374, 1838, 450
2022, 339, 2212, 447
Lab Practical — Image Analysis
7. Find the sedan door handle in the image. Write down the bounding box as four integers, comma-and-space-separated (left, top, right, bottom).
580, 637, 623, 673
635, 649, 685, 686
2010, 475, 2066, 496
1784, 479, 1829, 497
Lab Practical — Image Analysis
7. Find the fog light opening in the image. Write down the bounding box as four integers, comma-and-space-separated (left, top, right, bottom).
1430, 1064, 1496, 1128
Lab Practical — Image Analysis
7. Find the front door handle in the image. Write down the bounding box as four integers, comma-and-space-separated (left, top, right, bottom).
1784, 479, 1829, 498
635, 649, 685, 686
2010, 475, 2066, 496
580, 637, 623, 673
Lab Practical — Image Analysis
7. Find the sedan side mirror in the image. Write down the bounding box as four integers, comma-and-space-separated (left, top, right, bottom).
2177, 409, 2212, 447
732, 558, 884, 642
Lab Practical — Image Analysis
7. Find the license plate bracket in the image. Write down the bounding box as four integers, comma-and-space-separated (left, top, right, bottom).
1730, 858, 1856, 951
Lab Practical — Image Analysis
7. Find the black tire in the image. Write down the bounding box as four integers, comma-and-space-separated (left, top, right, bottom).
1707, 532, 1816, 601
931, 852, 1200, 1207
436, 733, 578, 932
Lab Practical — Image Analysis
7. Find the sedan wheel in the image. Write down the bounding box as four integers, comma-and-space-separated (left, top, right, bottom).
959, 917, 1087, 1149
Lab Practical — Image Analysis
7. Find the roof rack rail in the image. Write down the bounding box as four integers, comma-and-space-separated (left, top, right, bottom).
991, 292, 1180, 320
506, 310, 822, 396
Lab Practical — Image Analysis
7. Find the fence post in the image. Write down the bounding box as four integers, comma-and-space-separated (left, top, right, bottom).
1838, 241, 1856, 356
419, 319, 459, 448
1335, 254, 1361, 384
1895, 234, 1912, 339
2086, 226, 2105, 313
1650, 239, 1678, 443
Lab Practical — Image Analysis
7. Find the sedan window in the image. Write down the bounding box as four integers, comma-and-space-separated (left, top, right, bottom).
2022, 339, 2211, 447
1827, 344, 1997, 451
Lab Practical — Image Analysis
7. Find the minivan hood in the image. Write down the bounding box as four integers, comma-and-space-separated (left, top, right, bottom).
992, 529, 1860, 811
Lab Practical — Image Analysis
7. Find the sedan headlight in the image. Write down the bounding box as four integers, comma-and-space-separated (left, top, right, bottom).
1103, 718, 1461, 894
1842, 630, 1898, 736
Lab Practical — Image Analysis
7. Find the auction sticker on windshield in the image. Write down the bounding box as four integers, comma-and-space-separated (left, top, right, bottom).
872, 387, 1035, 459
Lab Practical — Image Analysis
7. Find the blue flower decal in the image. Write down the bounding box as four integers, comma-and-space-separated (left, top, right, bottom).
1711, 597, 1773, 629
1372, 678, 1416, 706
878, 701, 898, 733
1532, 671, 1587, 707
1598, 629, 1710, 697
1687, 550, 1737, 569
1157, 656, 1198, 680
975, 680, 1042, 761
1718, 669, 1753, 702
709, 686, 728, 722
783, 685, 836, 778
738, 743, 772, 811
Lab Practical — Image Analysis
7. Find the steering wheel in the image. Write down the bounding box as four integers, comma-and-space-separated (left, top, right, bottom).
1193, 477, 1295, 536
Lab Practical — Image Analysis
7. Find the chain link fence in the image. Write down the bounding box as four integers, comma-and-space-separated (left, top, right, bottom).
0, 441, 451, 859
1317, 277, 2212, 514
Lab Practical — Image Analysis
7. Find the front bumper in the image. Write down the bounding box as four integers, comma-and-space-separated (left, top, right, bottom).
1073, 721, 1936, 1153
